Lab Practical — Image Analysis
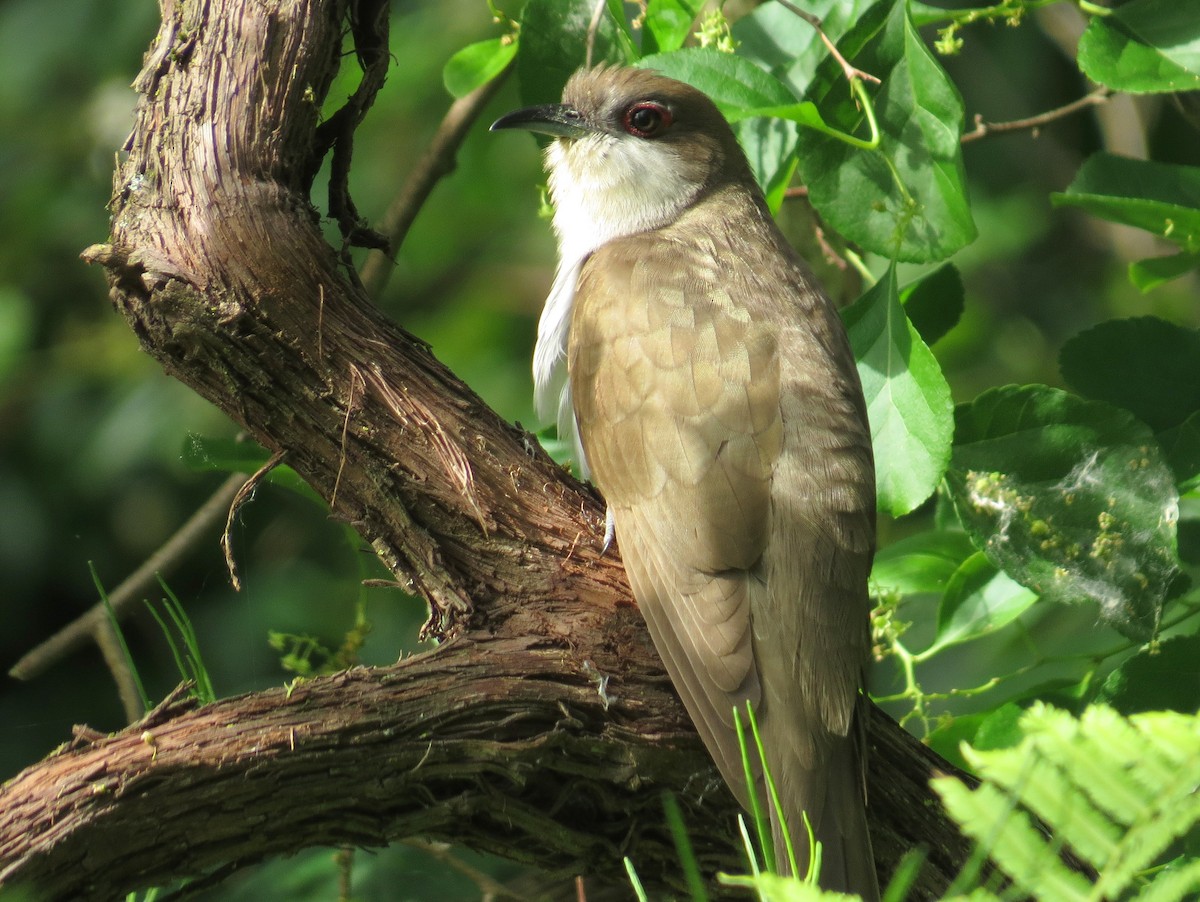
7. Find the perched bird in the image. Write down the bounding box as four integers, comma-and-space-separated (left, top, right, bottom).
492, 65, 879, 899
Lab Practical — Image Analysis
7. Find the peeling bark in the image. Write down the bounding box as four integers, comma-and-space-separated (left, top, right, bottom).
0, 0, 976, 898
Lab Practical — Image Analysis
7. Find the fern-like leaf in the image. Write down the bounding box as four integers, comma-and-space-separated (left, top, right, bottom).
933, 703, 1200, 901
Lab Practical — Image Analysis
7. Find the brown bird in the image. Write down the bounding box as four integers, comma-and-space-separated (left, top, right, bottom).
492, 65, 878, 899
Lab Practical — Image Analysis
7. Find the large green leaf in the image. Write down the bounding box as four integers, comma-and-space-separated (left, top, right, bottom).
642, 0, 701, 55
1078, 0, 1200, 94
796, 0, 976, 262
931, 552, 1039, 653
1060, 317, 1200, 489
871, 528, 976, 597
1097, 635, 1200, 715
516, 0, 630, 107
1059, 317, 1200, 434
733, 0, 876, 99
1052, 153, 1200, 253
844, 265, 954, 517
946, 385, 1181, 641
1159, 411, 1200, 492
443, 37, 518, 99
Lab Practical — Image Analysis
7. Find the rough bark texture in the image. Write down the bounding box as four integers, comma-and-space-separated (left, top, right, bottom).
0, 0, 976, 898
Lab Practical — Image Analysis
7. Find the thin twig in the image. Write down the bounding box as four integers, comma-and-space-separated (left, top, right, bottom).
358, 61, 514, 299
10, 472, 247, 681
778, 0, 881, 85
223, 450, 287, 591
92, 616, 144, 724
585, 0, 607, 69
961, 86, 1111, 143
403, 839, 527, 901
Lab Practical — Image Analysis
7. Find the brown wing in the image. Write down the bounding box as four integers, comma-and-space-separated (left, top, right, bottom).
568, 204, 877, 900
568, 235, 783, 806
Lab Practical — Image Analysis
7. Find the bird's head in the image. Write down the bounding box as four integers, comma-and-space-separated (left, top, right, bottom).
491, 65, 753, 259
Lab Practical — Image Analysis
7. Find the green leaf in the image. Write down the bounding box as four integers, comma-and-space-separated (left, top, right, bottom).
797, 0, 977, 262
636, 48, 801, 207
1158, 411, 1200, 491
1059, 317, 1200, 434
181, 433, 317, 498
932, 552, 1038, 652
1052, 153, 1200, 252
642, 0, 701, 55
1096, 635, 1200, 715
516, 0, 631, 107
945, 385, 1181, 641
939, 704, 1200, 896
971, 702, 1025, 752
934, 778, 1095, 901
442, 37, 517, 99
733, 0, 875, 99
1129, 250, 1200, 292
1078, 0, 1200, 94
871, 529, 976, 597
843, 264, 954, 517
900, 263, 964, 346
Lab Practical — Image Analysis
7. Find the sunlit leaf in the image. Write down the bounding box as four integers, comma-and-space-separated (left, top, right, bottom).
642, 0, 701, 55
932, 552, 1038, 652
945, 385, 1181, 641
733, 0, 876, 99
1078, 0, 1200, 94
796, 0, 976, 262
871, 528, 976, 597
844, 264, 954, 516
937, 704, 1200, 898
442, 37, 517, 99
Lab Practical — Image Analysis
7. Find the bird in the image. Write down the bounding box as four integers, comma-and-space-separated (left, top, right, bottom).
492, 65, 879, 899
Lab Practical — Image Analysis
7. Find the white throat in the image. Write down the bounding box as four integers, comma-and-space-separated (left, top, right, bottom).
533, 133, 700, 464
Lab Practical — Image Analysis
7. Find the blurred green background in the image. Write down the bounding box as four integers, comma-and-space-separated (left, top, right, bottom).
1, 0, 1197, 897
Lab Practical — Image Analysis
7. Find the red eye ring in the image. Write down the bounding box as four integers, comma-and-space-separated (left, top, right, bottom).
623, 102, 673, 138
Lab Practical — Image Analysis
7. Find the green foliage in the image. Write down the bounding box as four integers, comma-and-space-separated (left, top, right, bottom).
798, 1, 977, 262
946, 385, 1181, 641
443, 36, 518, 98
1077, 0, 1200, 95
1053, 154, 1200, 289
845, 264, 954, 517
933, 704, 1200, 901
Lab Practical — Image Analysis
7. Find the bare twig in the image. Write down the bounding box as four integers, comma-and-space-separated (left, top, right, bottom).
404, 839, 527, 901
778, 1, 881, 85
585, 0, 607, 70
9, 472, 247, 681
961, 86, 1112, 143
222, 450, 287, 591
92, 616, 144, 723
358, 62, 514, 298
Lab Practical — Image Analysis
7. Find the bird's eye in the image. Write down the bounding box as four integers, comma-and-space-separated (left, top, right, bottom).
622, 102, 673, 138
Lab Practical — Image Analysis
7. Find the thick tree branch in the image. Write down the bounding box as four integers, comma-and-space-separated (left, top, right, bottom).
0, 0, 975, 898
